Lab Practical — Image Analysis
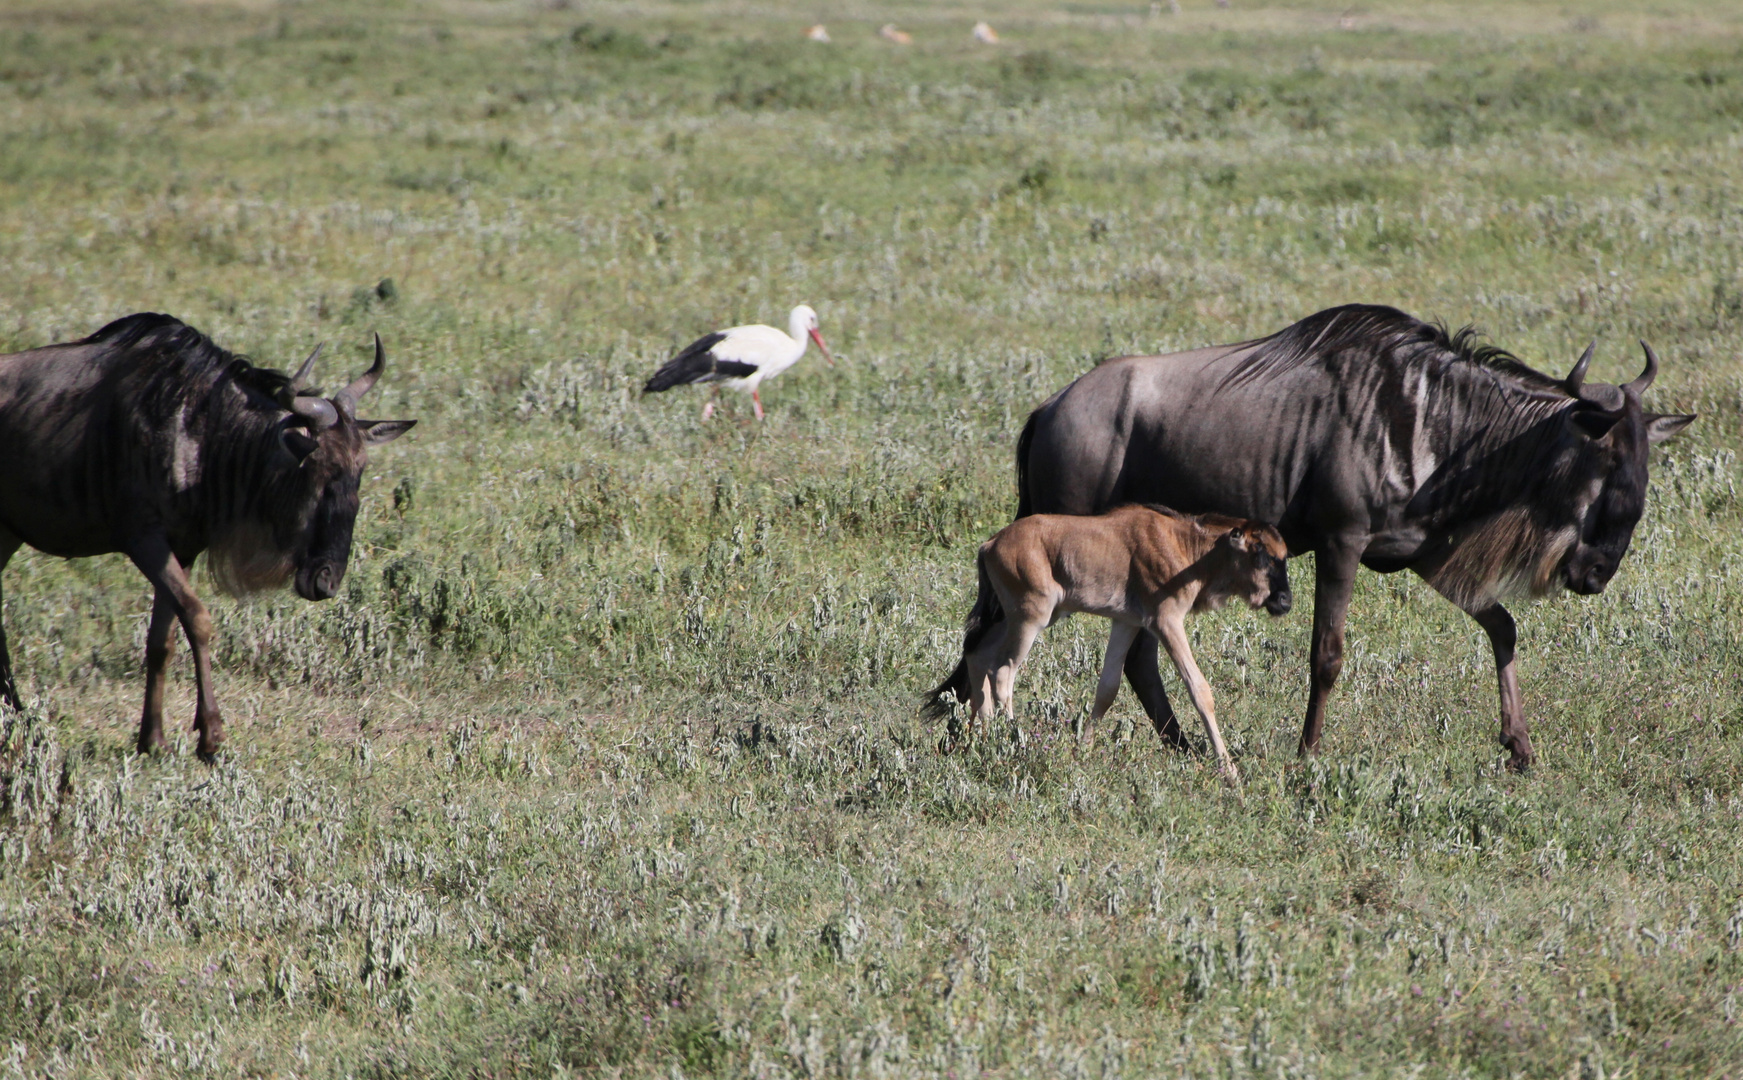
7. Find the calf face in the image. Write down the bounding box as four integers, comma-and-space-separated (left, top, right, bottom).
1221, 523, 1292, 616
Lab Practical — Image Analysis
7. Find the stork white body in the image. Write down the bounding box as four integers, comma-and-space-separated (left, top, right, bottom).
642, 305, 832, 421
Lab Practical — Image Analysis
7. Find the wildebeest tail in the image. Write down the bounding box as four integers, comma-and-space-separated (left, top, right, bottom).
1014, 407, 1040, 519
923, 548, 1002, 719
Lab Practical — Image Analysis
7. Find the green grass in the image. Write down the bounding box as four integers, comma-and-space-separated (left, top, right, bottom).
2, 0, 1742, 1075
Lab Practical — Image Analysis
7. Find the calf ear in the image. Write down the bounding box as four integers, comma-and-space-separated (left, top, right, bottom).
361, 419, 417, 445
1645, 412, 1696, 445
281, 426, 319, 462
1223, 526, 1249, 550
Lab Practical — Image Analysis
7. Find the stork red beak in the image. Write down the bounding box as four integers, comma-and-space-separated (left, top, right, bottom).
809, 327, 834, 366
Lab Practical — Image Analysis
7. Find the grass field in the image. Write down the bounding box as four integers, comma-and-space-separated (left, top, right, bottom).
1, 0, 1742, 1075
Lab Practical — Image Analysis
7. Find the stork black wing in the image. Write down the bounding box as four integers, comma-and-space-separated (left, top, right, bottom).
643, 334, 760, 393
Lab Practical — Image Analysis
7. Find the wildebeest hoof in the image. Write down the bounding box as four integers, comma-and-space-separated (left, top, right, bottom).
195, 726, 226, 764
1499, 733, 1533, 773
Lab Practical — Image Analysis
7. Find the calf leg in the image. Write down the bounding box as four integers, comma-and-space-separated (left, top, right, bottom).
1156, 618, 1238, 785
1086, 621, 1141, 746
126, 537, 223, 761
965, 623, 1009, 735
1471, 603, 1533, 771
992, 619, 1043, 720
0, 531, 21, 711
1124, 632, 1188, 750
1300, 536, 1365, 758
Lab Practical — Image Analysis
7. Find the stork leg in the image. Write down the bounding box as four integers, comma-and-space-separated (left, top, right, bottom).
701, 389, 718, 421
751, 389, 765, 421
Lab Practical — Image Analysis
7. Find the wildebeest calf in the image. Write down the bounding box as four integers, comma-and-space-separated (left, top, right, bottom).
931, 504, 1291, 782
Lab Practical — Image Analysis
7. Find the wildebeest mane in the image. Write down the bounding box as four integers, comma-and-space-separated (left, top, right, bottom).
84, 313, 316, 596
1217, 304, 1566, 395
83, 312, 301, 403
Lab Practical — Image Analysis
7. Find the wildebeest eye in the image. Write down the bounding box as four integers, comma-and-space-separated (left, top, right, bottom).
1570, 406, 1623, 440
281, 426, 319, 462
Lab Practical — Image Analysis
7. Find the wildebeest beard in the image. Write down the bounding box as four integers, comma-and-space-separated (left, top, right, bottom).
206, 519, 297, 596
1422, 506, 1579, 611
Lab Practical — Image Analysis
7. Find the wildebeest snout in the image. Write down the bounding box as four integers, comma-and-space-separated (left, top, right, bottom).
295, 562, 344, 601
1264, 560, 1293, 616
1564, 549, 1614, 595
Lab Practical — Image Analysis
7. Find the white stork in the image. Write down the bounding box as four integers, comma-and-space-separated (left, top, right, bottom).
643, 305, 832, 421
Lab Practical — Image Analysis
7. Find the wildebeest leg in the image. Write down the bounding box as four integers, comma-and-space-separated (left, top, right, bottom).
137, 590, 178, 754
0, 530, 21, 711
1124, 633, 1188, 750
1300, 537, 1365, 758
126, 536, 223, 761
1155, 617, 1238, 785
1412, 568, 1535, 772
1471, 603, 1533, 772
1087, 621, 1141, 745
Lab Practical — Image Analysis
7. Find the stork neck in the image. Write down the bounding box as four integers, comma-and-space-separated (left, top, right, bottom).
787, 310, 811, 349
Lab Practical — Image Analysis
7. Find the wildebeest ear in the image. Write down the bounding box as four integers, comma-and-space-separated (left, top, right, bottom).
281, 426, 319, 462
1645, 412, 1696, 445
360, 419, 417, 445
1223, 526, 1248, 550
1569, 405, 1622, 440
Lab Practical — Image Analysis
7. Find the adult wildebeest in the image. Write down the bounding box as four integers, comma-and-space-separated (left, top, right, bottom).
946, 505, 1291, 783
0, 313, 416, 759
931, 304, 1694, 770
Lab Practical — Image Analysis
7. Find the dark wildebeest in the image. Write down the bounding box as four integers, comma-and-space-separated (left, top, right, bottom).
947, 505, 1291, 783
931, 304, 1694, 770
0, 313, 416, 759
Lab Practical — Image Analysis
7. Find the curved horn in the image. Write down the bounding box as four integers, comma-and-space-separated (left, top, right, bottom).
289, 394, 339, 430
1564, 339, 1596, 396
291, 342, 323, 391
1624, 340, 1658, 396
334, 333, 386, 415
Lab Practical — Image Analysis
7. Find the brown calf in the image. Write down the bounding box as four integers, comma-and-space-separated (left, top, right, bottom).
931, 505, 1291, 782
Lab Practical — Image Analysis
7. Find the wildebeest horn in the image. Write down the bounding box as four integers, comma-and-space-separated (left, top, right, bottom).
1624, 340, 1658, 395
1564, 339, 1596, 396
289, 394, 339, 430
291, 342, 323, 391
334, 333, 386, 416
